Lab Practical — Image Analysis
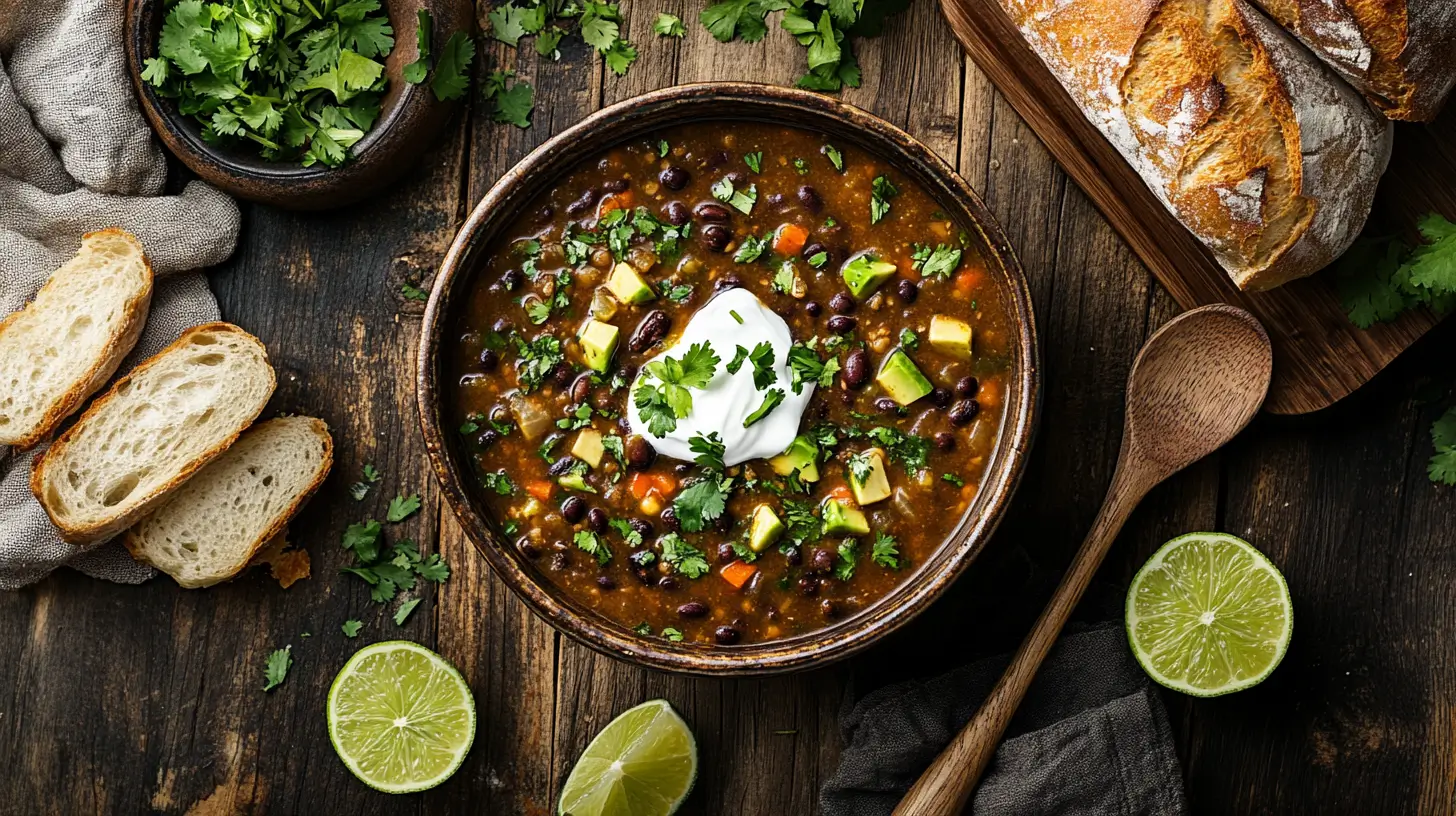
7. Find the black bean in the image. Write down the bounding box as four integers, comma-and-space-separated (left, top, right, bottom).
717, 543, 737, 563
804, 301, 823, 317
475, 429, 500, 448
516, 538, 540, 559
565, 188, 599, 217
724, 170, 746, 186
550, 552, 570, 571
619, 364, 638, 382
664, 200, 691, 226
617, 416, 633, 435
955, 376, 980, 397
499, 269, 524, 290
603, 178, 630, 194
537, 205, 555, 223
934, 431, 956, 452
802, 242, 830, 264
629, 550, 656, 569
596, 575, 616, 590
949, 399, 981, 426
657, 575, 680, 591
843, 348, 870, 389
713, 274, 744, 292
699, 223, 733, 252
827, 315, 857, 334
628, 310, 672, 352
629, 518, 654, 539
694, 202, 732, 222
932, 388, 953, 408
478, 348, 499, 371
705, 150, 730, 169
625, 435, 656, 470
896, 278, 919, 304
660, 166, 690, 190
810, 548, 835, 572
798, 185, 824, 213
660, 507, 681, 532
714, 510, 734, 533
783, 546, 802, 566
571, 372, 594, 404
767, 192, 790, 211
551, 362, 572, 388
829, 292, 856, 314
714, 626, 742, 645
561, 496, 587, 524
875, 397, 899, 413
798, 575, 820, 596
587, 508, 609, 532
677, 601, 709, 618
821, 599, 841, 618
547, 455, 576, 477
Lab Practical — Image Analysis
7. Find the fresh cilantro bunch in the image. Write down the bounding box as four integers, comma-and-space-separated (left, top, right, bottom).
1430, 407, 1456, 486
144, 0, 397, 167
1336, 212, 1456, 329
487, 0, 639, 75
701, 0, 910, 92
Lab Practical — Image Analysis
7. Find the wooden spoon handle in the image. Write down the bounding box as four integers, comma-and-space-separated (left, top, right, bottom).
892, 467, 1150, 816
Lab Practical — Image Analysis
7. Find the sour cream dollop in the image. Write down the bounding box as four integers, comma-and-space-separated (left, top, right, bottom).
626, 288, 811, 466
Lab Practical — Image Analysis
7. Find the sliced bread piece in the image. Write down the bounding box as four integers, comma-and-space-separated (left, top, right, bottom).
0, 228, 153, 448
125, 417, 333, 588
31, 322, 276, 544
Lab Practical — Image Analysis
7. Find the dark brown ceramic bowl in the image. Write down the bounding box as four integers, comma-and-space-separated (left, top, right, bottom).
123, 0, 472, 210
418, 83, 1041, 675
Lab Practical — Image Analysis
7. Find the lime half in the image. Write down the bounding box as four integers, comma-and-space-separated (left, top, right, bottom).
1126, 532, 1292, 697
327, 641, 476, 793
557, 699, 698, 816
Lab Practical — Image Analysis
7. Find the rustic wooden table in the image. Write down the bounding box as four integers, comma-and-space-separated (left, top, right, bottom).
4, 3, 1454, 813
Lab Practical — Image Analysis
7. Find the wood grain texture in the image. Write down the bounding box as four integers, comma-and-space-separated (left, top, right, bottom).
2, 1, 1455, 814
937, 0, 1450, 416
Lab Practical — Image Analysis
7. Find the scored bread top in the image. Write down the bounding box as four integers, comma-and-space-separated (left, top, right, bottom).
125, 416, 333, 588
0, 228, 153, 449
1004, 0, 1392, 290
31, 322, 276, 545
1249, 0, 1456, 121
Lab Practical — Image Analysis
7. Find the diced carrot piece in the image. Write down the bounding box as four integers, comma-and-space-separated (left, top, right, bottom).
630, 472, 655, 500
978, 376, 999, 410
525, 480, 554, 501
828, 484, 854, 503
720, 560, 758, 590
652, 472, 678, 496
597, 190, 635, 218
773, 223, 809, 256
954, 265, 984, 295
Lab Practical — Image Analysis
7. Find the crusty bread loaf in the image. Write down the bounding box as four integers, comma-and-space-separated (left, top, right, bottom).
125, 416, 333, 588
0, 229, 153, 449
1250, 0, 1456, 121
31, 322, 276, 544
1003, 0, 1393, 290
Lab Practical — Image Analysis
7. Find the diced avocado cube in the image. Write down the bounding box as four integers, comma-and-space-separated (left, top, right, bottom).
557, 472, 595, 493
822, 498, 870, 536
841, 255, 898, 299
875, 349, 933, 406
928, 315, 973, 360
579, 319, 619, 373
767, 435, 821, 482
748, 505, 785, 552
849, 448, 892, 506
606, 262, 655, 305
571, 428, 605, 469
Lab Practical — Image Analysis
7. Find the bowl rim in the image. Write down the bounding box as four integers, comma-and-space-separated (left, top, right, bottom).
417, 82, 1041, 676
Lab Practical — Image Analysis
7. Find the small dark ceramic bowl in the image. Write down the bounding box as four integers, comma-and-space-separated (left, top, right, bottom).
418, 83, 1041, 675
123, 0, 472, 210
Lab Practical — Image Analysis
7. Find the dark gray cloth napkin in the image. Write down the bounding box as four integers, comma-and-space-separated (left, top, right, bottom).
822, 623, 1189, 815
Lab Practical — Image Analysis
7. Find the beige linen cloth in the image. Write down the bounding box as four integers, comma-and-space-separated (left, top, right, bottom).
0, 1, 242, 588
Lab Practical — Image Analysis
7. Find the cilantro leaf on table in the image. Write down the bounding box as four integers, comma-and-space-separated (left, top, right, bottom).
386, 494, 422, 522
394, 598, 422, 625
659, 533, 712, 578
673, 478, 731, 533
431, 31, 476, 100
263, 646, 292, 692
655, 13, 686, 37
604, 40, 639, 75
1336, 213, 1456, 328
490, 3, 532, 45
341, 620, 363, 638
416, 554, 452, 583
1430, 406, 1456, 486
1404, 213, 1456, 295
343, 520, 384, 562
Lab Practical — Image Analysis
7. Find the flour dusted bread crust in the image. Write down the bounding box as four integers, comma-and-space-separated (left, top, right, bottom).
31, 322, 276, 545
1249, 0, 1456, 121
0, 229, 153, 449
1003, 0, 1393, 290
125, 417, 333, 588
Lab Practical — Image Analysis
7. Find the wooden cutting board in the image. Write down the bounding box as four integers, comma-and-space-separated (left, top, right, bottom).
939, 0, 1453, 415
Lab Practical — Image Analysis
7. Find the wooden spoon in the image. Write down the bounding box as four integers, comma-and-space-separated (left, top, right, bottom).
893, 304, 1272, 815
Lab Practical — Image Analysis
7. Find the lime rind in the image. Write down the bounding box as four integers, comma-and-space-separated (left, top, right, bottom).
327, 641, 477, 794
1126, 532, 1293, 698
557, 699, 698, 816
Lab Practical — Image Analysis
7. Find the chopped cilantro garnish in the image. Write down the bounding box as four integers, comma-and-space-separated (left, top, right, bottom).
633, 622, 653, 635
341, 620, 363, 638
480, 471, 516, 495
744, 151, 763, 173
662, 627, 685, 642
635, 342, 721, 435
786, 343, 840, 393
911, 243, 964, 279
689, 432, 727, 472
557, 402, 594, 430
393, 597, 421, 625
782, 498, 822, 545
834, 538, 858, 580
794, 157, 810, 175
710, 177, 758, 214
574, 530, 612, 565
870, 175, 898, 224
659, 533, 711, 577
734, 234, 769, 263
748, 342, 777, 390
807, 250, 828, 268
871, 532, 901, 569
609, 518, 644, 548
660, 281, 694, 302
673, 478, 731, 534
744, 388, 785, 427
730, 309, 744, 324
824, 144, 844, 171
513, 334, 564, 393
847, 450, 875, 483
900, 328, 920, 351
772, 263, 797, 295
730, 541, 759, 563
